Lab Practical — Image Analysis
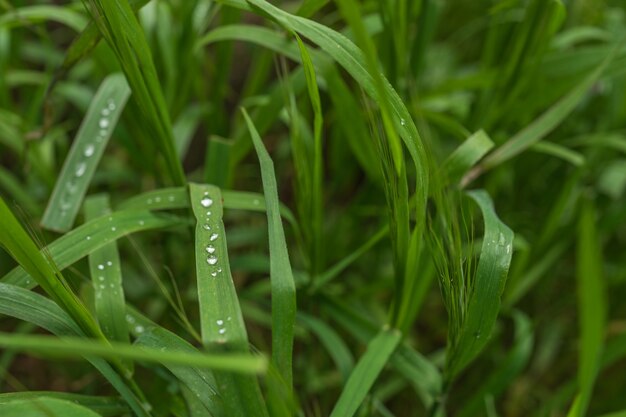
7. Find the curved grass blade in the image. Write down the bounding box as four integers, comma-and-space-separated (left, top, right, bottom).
443, 130, 494, 185
85, 194, 131, 371
0, 393, 127, 417
2, 210, 186, 289
244, 109, 297, 389
0, 397, 100, 417
82, 0, 185, 185
41, 73, 131, 232
0, 333, 266, 374
189, 183, 270, 417
0, 283, 150, 417
329, 327, 402, 417
445, 190, 514, 380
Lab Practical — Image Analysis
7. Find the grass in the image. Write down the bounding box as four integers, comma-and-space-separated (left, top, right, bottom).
1, 0, 626, 416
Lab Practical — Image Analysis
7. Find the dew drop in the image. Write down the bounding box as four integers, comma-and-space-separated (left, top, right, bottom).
207, 255, 218, 265
111, 226, 117, 232
135, 325, 145, 334
155, 196, 161, 203
400, 118, 406, 126
216, 319, 224, 325
498, 232, 506, 246
253, 199, 260, 206
211, 271, 218, 277
210, 233, 218, 242
75, 162, 87, 177
139, 220, 145, 226
201, 197, 213, 208
108, 101, 116, 111
206, 245, 216, 254
126, 314, 135, 324
168, 195, 175, 202
101, 108, 110, 116
84, 144, 95, 157
203, 224, 211, 230
99, 118, 109, 129
98, 264, 105, 270
218, 328, 226, 335
107, 261, 113, 266
206, 211, 212, 216
86, 235, 91, 241
98, 276, 105, 281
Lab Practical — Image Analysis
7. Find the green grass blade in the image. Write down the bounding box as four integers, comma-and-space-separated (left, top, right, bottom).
0, 393, 126, 417
189, 182, 270, 417
41, 73, 131, 232
445, 190, 514, 380
84, 195, 131, 361
83, 0, 185, 185
0, 5, 87, 31
329, 327, 402, 417
568, 197, 606, 416
2, 209, 186, 289
444, 130, 494, 184
0, 397, 101, 417
0, 332, 266, 374
244, 109, 297, 389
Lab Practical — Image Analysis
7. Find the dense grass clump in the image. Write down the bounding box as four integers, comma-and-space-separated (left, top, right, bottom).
1, 0, 626, 416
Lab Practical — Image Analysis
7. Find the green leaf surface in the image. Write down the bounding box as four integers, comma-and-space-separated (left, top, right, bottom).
41, 73, 131, 232
0, 397, 100, 417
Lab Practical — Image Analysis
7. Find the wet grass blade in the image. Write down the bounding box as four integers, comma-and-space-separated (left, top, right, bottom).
445, 190, 514, 380
244, 109, 297, 389
41, 73, 130, 232
444, 130, 494, 185
85, 195, 131, 368
189, 182, 270, 417
2, 209, 186, 289
329, 327, 402, 417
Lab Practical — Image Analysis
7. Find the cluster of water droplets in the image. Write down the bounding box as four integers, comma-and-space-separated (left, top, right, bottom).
94, 259, 118, 299
200, 191, 223, 278
59, 98, 117, 218
126, 313, 145, 334
215, 317, 232, 337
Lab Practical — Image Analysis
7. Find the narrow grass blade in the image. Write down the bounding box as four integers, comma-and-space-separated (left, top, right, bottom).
244, 109, 297, 389
0, 332, 266, 374
2, 209, 186, 289
85, 195, 130, 365
444, 130, 494, 184
189, 182, 270, 417
0, 283, 150, 417
41, 73, 131, 232
445, 190, 514, 379
204, 136, 232, 187
329, 327, 402, 417
0, 6, 87, 31
568, 197, 606, 416
0, 397, 100, 417
83, 0, 185, 185
0, 393, 127, 417
530, 141, 585, 167
0, 197, 104, 340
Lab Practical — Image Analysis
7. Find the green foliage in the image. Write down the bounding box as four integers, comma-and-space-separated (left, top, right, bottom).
1, 0, 626, 416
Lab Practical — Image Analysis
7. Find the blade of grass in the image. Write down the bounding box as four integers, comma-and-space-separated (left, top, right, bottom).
84, 194, 131, 371
0, 397, 101, 417
0, 393, 126, 417
445, 190, 514, 380
41, 73, 131, 232
329, 327, 402, 417
189, 182, 270, 417
244, 109, 297, 389
443, 130, 494, 185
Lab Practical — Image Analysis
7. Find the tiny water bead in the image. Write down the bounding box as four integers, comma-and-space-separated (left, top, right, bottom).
135, 325, 145, 334
75, 162, 87, 177
203, 224, 211, 230
139, 220, 145, 226
168, 195, 175, 202
216, 320, 224, 325
99, 118, 110, 129
107, 260, 113, 266
211, 271, 218, 277
111, 226, 117, 232
98, 264, 105, 270
207, 255, 218, 265
155, 196, 161, 203
218, 328, 226, 335
201, 197, 213, 208
101, 108, 110, 116
206, 245, 216, 254
400, 118, 406, 126
209, 233, 218, 242
107, 99, 116, 111
98, 276, 105, 281
84, 144, 95, 157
